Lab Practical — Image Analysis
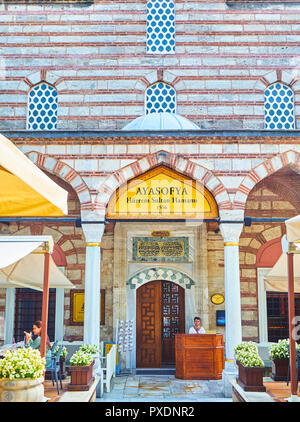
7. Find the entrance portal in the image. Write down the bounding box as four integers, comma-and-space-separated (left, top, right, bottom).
136, 280, 185, 368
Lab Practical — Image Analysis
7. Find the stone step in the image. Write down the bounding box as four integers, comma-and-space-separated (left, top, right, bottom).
135, 368, 176, 375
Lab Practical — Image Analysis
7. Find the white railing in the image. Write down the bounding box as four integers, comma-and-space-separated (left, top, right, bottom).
99, 344, 117, 395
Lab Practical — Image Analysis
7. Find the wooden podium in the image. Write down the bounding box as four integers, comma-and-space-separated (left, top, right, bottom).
175, 333, 224, 380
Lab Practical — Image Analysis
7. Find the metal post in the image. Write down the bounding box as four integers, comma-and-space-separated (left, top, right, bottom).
40, 252, 50, 360
287, 252, 298, 398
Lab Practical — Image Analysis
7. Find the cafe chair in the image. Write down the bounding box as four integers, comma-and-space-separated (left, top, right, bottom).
48, 344, 63, 395
286, 345, 300, 389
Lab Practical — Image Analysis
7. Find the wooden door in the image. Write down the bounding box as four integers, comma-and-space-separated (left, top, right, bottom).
161, 281, 185, 365
136, 280, 185, 368
136, 280, 162, 368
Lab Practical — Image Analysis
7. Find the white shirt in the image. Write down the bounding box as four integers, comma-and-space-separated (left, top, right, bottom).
189, 326, 205, 334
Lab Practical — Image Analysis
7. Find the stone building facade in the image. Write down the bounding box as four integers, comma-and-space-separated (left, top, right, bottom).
1, 0, 300, 373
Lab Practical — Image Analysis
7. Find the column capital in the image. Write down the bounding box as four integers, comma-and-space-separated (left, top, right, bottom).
82, 223, 105, 244
219, 209, 244, 243
219, 209, 244, 222
219, 222, 243, 244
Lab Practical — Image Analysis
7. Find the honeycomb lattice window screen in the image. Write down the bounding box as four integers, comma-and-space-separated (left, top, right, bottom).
145, 82, 176, 114
264, 82, 295, 130
27, 82, 58, 130
146, 0, 175, 54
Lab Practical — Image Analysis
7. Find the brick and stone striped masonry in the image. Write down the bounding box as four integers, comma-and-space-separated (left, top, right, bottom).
2, 0, 300, 130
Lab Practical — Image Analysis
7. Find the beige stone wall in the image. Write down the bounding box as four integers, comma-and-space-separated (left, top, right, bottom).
207, 230, 225, 337
111, 221, 225, 340
99, 227, 115, 343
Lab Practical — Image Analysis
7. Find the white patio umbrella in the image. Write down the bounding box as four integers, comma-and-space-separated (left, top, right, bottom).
0, 236, 75, 359
264, 253, 300, 292
286, 214, 300, 243
0, 237, 74, 291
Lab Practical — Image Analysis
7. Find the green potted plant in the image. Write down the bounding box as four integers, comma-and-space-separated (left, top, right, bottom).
67, 350, 94, 391
0, 347, 45, 402
79, 344, 100, 378
234, 341, 258, 356
269, 339, 300, 381
234, 342, 266, 392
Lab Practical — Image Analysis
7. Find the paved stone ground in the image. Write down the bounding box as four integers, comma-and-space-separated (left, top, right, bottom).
96, 375, 232, 402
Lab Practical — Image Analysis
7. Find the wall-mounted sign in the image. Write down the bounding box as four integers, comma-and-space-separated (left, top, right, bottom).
216, 310, 225, 326
211, 293, 225, 305
116, 319, 135, 353
133, 236, 189, 262
70, 289, 105, 325
106, 166, 219, 220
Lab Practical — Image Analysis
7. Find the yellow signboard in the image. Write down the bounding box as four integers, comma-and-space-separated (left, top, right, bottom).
105, 343, 119, 366
70, 289, 105, 325
107, 166, 218, 220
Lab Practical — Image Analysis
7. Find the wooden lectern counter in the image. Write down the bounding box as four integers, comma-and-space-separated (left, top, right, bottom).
175, 333, 224, 380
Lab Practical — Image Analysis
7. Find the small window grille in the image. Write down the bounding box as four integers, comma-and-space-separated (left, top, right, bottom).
264, 83, 295, 130
146, 0, 175, 54
27, 83, 58, 130
145, 82, 176, 114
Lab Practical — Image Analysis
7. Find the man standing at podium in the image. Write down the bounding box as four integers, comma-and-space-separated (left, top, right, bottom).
189, 316, 206, 334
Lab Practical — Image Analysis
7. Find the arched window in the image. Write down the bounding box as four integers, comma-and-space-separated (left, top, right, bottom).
145, 82, 176, 114
264, 82, 295, 130
27, 82, 58, 130
146, 0, 175, 54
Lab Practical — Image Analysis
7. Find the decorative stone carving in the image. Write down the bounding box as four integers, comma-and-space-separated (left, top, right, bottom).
127, 267, 195, 289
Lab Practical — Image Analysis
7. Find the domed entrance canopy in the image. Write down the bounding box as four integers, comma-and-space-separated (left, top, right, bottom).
122, 112, 200, 131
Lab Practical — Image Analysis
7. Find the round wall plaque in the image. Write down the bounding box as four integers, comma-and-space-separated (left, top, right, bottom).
211, 293, 225, 305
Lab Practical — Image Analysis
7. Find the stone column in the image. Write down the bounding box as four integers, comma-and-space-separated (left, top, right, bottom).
4, 288, 15, 344
219, 214, 243, 397
55, 287, 65, 342
82, 223, 105, 346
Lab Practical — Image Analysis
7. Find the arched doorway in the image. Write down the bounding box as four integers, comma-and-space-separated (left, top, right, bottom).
136, 280, 185, 368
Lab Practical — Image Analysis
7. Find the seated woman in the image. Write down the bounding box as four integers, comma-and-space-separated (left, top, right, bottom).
24, 320, 52, 368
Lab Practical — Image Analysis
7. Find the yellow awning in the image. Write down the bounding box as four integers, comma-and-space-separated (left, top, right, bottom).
0, 133, 68, 216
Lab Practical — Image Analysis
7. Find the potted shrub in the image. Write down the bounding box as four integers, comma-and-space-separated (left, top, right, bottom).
67, 350, 94, 391
0, 347, 45, 402
234, 342, 266, 392
269, 339, 290, 381
79, 344, 100, 378
269, 339, 300, 381
234, 341, 258, 362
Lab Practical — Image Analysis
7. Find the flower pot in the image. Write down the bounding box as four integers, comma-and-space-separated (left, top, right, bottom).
236, 361, 266, 392
92, 353, 101, 378
271, 358, 289, 381
67, 360, 94, 391
0, 377, 44, 402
